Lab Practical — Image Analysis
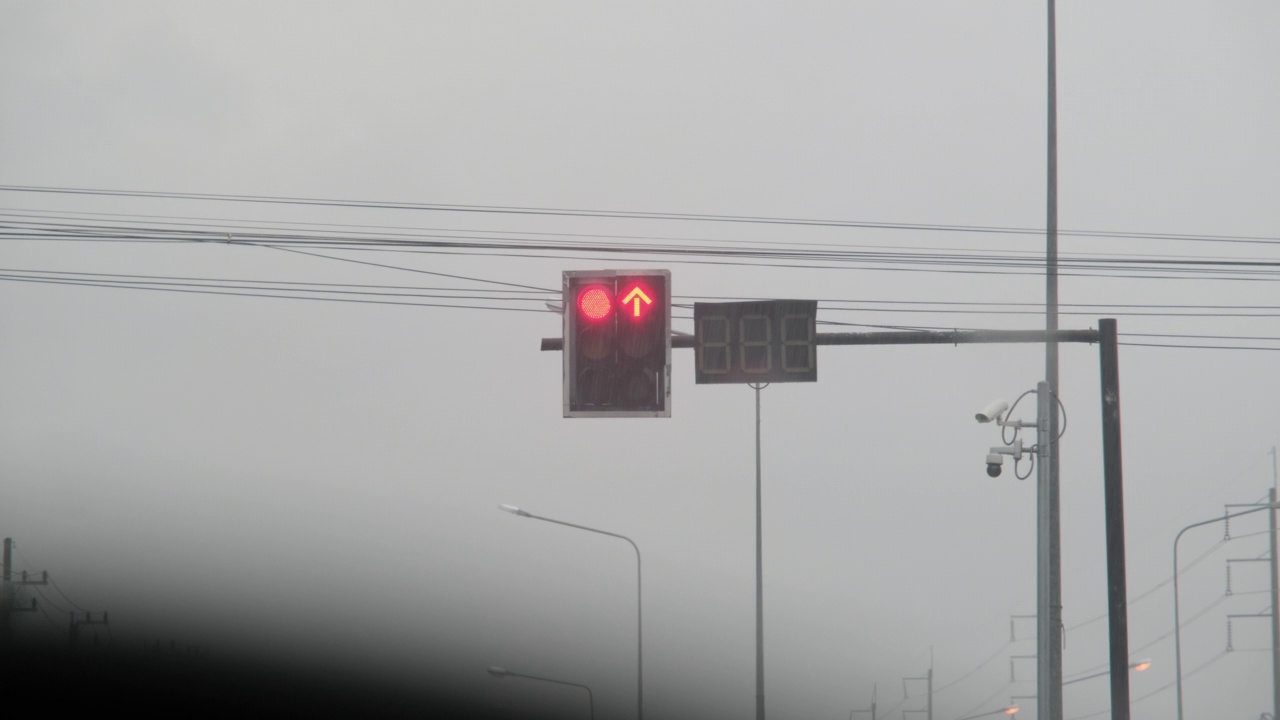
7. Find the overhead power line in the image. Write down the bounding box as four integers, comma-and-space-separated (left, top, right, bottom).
2, 184, 1278, 246
3, 268, 1280, 351
6, 217, 1280, 285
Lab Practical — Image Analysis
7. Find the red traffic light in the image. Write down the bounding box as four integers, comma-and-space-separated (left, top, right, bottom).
577, 285, 613, 321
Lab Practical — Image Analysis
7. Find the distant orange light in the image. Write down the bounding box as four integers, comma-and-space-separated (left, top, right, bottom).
578, 286, 613, 321
1132, 660, 1152, 672
1004, 708, 1019, 716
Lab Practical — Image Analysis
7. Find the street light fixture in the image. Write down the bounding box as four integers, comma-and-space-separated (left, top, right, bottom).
1173, 501, 1280, 720
1062, 659, 1152, 686
487, 665, 595, 720
952, 706, 1019, 720
499, 503, 643, 720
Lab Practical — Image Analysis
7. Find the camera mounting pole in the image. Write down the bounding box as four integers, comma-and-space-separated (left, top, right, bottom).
1035, 379, 1059, 720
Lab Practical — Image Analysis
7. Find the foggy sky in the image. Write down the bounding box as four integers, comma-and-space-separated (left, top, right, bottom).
1, 2, 1278, 719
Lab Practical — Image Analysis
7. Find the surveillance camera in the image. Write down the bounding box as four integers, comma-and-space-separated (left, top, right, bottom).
986, 453, 1004, 477
975, 399, 1010, 424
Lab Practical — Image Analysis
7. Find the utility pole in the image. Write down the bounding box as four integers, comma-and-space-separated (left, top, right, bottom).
850, 684, 877, 720
1, 538, 11, 647
927, 666, 933, 720
68, 611, 108, 650
2, 540, 48, 648
903, 668, 932, 720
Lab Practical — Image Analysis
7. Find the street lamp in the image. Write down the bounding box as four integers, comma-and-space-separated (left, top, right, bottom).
487, 665, 595, 720
1173, 501, 1279, 720
1062, 659, 1151, 686
499, 503, 643, 720
952, 706, 1019, 720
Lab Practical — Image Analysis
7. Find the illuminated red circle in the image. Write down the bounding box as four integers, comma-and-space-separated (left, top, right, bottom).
578, 286, 613, 321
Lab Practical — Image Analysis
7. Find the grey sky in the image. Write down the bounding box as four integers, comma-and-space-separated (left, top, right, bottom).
1, 2, 1278, 719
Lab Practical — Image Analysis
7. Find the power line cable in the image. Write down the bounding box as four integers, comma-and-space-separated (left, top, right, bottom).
933, 640, 1013, 695
0, 275, 555, 314
3, 184, 1277, 246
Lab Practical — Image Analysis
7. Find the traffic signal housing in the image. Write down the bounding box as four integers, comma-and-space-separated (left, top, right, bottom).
563, 270, 671, 418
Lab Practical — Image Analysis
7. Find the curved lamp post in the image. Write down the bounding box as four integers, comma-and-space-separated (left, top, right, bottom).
952, 706, 1019, 720
1062, 659, 1151, 686
488, 665, 594, 720
1174, 502, 1278, 720
500, 504, 643, 720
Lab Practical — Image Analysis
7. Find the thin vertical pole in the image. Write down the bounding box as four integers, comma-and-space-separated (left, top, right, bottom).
754, 382, 766, 720
1036, 381, 1052, 720
1, 538, 11, 647
1098, 319, 1131, 720
1044, 4, 1064, 720
1269, 485, 1279, 720
926, 666, 933, 720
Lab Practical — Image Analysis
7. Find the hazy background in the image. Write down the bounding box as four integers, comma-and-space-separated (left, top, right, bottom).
1, 2, 1277, 718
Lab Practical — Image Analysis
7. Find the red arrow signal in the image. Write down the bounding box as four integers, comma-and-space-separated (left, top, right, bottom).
621, 285, 654, 317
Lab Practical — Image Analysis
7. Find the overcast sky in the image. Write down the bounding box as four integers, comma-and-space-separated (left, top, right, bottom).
1, 2, 1278, 719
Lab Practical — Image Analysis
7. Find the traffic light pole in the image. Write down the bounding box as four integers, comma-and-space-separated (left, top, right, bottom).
541, 322, 1130, 718
751, 381, 768, 720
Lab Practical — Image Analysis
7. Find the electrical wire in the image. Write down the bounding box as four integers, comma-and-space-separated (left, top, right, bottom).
8, 207, 1279, 271
3, 184, 1278, 247
933, 640, 1014, 695
12, 267, 1280, 322
30, 584, 71, 615
35, 597, 63, 629
46, 574, 88, 613
6, 270, 1280, 351
953, 681, 1015, 720
0, 274, 555, 313
1064, 650, 1231, 720
7, 214, 1280, 284
1066, 538, 1227, 634
255, 243, 555, 292
1001, 390, 1037, 447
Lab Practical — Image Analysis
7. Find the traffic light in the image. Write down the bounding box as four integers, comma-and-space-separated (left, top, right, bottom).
563, 270, 671, 417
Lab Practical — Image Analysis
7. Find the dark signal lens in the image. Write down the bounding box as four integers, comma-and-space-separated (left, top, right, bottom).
578, 286, 613, 321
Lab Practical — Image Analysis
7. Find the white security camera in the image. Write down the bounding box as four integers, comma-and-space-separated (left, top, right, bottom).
985, 453, 1004, 477
984, 440, 1024, 478
975, 399, 1010, 424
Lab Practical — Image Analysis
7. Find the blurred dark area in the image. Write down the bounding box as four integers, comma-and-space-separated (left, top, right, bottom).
0, 640, 513, 719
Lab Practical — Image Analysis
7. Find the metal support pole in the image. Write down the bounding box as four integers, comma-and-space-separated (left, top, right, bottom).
1269, 486, 1279, 720
1044, 5, 1064, 720
927, 667, 933, 720
1036, 381, 1057, 720
752, 382, 767, 720
1098, 318, 1131, 720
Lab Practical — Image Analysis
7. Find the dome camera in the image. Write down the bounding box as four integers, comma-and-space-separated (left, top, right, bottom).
986, 453, 1004, 477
